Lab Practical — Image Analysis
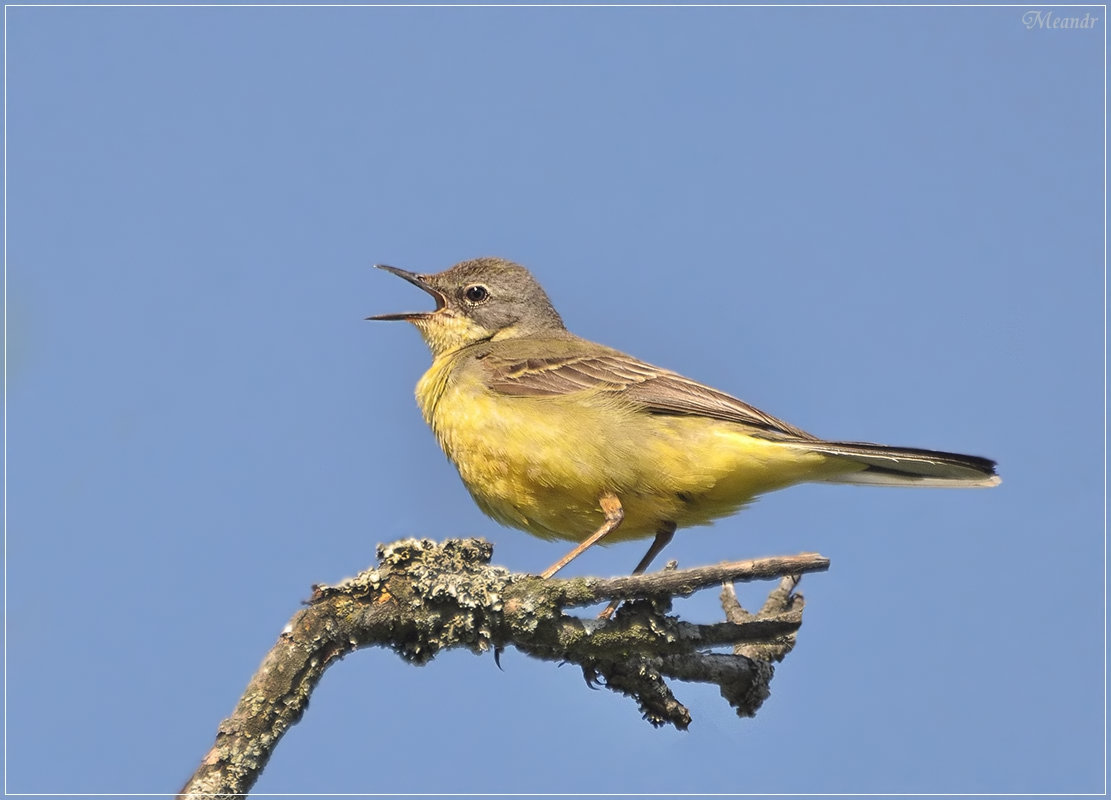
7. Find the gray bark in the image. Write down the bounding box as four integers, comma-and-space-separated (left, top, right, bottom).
177, 538, 828, 799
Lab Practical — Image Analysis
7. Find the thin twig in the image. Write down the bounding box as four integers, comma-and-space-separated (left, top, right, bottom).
539, 552, 829, 607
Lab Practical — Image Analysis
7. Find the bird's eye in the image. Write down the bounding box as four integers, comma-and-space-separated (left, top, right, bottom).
464, 284, 490, 304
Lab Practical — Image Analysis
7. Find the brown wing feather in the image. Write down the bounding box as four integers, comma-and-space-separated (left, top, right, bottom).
481, 348, 815, 439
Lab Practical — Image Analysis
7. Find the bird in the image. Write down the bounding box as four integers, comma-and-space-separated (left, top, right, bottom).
369, 256, 999, 581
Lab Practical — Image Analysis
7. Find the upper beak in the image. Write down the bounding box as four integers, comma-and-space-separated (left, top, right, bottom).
366, 264, 447, 321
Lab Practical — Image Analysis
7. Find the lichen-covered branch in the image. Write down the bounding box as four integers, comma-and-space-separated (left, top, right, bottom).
178, 538, 827, 798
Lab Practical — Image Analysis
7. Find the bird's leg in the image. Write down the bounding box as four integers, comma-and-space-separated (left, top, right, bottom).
597, 521, 677, 619
540, 493, 624, 579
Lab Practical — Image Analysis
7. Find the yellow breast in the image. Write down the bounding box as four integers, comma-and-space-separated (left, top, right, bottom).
414, 352, 843, 543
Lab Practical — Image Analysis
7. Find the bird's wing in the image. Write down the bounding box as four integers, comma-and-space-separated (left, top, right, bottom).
479, 348, 815, 439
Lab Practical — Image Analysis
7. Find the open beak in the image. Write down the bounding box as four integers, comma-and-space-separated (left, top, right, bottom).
366, 265, 447, 321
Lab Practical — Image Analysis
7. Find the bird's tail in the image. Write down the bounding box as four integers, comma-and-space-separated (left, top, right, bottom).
786, 440, 1000, 488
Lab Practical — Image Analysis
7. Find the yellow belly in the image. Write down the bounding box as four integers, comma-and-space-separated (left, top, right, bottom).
416, 354, 851, 543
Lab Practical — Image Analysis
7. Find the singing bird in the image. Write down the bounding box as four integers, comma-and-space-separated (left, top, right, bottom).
370, 257, 999, 579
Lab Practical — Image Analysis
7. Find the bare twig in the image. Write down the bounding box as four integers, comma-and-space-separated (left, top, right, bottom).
178, 538, 828, 798
722, 574, 805, 662
536, 552, 829, 607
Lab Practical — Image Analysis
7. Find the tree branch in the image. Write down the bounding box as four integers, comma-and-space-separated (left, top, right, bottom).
178, 538, 827, 798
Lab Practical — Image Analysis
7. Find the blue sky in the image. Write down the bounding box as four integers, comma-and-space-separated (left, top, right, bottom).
5, 3, 1104, 795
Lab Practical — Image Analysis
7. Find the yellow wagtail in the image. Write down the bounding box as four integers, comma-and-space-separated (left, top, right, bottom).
370, 257, 999, 580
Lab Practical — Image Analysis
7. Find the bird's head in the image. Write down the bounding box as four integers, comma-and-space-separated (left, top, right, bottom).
369, 257, 566, 357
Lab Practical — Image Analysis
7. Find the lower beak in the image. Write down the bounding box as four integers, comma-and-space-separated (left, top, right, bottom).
366, 265, 447, 321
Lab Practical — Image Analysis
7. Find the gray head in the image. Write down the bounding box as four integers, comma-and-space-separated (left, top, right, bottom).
369, 257, 566, 356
